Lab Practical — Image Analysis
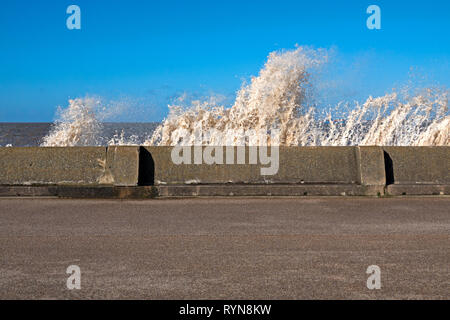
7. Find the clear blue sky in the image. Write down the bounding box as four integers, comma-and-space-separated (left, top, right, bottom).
0, 0, 449, 122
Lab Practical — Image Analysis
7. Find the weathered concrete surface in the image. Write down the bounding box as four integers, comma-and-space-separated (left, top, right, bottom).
0, 147, 107, 185
0, 147, 139, 186
387, 184, 450, 196
104, 146, 139, 186
357, 146, 386, 186
0, 186, 158, 199
383, 147, 450, 185
1, 147, 449, 196
0, 185, 382, 198
145, 146, 266, 185
0, 198, 448, 299
144, 146, 361, 185
4, 184, 450, 198
158, 184, 384, 197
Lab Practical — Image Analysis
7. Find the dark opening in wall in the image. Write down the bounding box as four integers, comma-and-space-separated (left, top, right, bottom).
383, 151, 395, 185
138, 147, 154, 186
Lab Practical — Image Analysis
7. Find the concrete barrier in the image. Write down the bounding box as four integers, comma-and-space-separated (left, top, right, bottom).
0, 146, 448, 197
104, 146, 139, 186
383, 146, 450, 195
143, 146, 384, 186
357, 146, 386, 186
139, 146, 388, 196
0, 186, 157, 199
382, 147, 449, 185
0, 147, 139, 186
157, 184, 384, 197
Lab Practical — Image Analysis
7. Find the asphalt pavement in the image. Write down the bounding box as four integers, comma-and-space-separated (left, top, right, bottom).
0, 197, 448, 299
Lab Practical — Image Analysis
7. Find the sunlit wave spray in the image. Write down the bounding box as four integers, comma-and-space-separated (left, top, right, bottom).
42, 47, 449, 147
41, 97, 103, 147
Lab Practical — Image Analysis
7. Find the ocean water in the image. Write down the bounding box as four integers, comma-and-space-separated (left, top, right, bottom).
0, 123, 159, 147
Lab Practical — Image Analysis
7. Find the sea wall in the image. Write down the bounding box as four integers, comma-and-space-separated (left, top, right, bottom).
383, 147, 450, 195
0, 146, 139, 186
142, 146, 386, 186
0, 146, 448, 197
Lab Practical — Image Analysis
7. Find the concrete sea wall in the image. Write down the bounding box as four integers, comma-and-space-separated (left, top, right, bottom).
0, 146, 139, 186
0, 146, 448, 197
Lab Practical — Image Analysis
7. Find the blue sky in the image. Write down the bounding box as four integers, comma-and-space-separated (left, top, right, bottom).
0, 0, 449, 122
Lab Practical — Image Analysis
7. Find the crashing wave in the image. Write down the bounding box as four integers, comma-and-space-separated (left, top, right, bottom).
42, 47, 449, 147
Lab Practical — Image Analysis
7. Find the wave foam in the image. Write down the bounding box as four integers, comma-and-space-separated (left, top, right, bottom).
42, 47, 449, 147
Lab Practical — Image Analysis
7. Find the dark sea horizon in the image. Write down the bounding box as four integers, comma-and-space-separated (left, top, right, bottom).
0, 122, 160, 147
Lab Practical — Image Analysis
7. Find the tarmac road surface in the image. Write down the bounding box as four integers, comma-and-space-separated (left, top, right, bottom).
0, 197, 448, 299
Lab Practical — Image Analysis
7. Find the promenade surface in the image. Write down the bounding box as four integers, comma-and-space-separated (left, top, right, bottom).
0, 197, 448, 299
